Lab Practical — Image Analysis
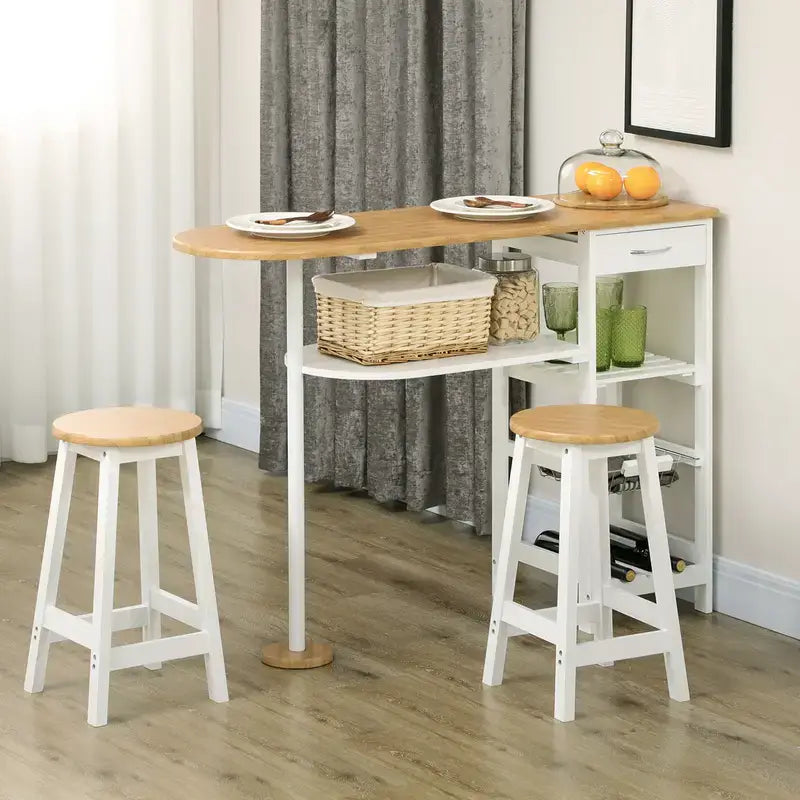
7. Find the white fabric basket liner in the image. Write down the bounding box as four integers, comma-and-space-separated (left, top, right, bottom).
311, 263, 497, 308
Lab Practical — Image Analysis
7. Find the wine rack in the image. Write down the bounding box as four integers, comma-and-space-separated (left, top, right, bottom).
534, 526, 689, 587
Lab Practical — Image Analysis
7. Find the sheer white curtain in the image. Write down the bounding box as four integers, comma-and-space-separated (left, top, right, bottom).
0, 0, 222, 463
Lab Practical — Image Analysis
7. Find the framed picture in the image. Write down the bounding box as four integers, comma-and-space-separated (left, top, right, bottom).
625, 0, 733, 147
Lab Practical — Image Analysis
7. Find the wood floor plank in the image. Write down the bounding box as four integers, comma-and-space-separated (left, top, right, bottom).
1, 438, 799, 799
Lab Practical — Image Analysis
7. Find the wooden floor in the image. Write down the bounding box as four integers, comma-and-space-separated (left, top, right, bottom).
1, 438, 799, 799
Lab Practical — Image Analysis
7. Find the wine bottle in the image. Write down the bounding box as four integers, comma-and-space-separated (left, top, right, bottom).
609, 543, 653, 573
610, 524, 648, 549
534, 533, 636, 583
610, 525, 687, 573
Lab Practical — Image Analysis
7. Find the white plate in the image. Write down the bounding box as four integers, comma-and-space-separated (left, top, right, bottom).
226, 212, 356, 239
431, 196, 553, 219
430, 195, 555, 221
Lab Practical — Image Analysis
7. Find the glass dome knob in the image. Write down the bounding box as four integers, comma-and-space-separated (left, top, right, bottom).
599, 129, 624, 152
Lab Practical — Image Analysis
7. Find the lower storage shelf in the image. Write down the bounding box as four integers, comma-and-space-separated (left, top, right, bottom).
518, 539, 706, 597
535, 527, 689, 579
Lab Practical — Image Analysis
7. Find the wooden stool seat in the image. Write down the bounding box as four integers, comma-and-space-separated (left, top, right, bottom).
52, 407, 203, 448
510, 404, 659, 445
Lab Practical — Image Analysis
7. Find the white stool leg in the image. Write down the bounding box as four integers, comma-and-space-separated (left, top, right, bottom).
24, 441, 77, 694
588, 456, 614, 664
179, 438, 228, 703
483, 435, 533, 686
638, 437, 690, 702
137, 459, 162, 670
87, 451, 120, 727
554, 447, 584, 723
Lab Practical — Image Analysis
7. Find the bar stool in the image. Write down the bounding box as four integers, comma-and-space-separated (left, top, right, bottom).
24, 407, 228, 726
483, 404, 689, 722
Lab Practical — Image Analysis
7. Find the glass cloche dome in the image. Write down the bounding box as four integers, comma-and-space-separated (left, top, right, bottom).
555, 129, 668, 210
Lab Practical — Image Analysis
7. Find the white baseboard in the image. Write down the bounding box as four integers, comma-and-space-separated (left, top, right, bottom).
713, 557, 800, 640
204, 398, 260, 453
524, 495, 800, 641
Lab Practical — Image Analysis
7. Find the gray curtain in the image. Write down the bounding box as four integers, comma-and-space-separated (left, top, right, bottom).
260, 0, 526, 533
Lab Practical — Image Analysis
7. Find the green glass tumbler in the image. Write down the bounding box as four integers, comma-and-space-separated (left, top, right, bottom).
542, 282, 578, 341
596, 307, 613, 371
611, 305, 647, 368
596, 276, 623, 310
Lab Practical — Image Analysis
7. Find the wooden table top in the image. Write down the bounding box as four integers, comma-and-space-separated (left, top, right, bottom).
173, 198, 719, 261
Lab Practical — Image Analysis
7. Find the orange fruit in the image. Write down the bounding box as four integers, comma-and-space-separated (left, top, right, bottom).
574, 161, 607, 193
585, 167, 623, 200
624, 166, 661, 200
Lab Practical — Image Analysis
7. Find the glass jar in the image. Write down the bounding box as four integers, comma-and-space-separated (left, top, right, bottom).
555, 129, 667, 210
478, 251, 539, 345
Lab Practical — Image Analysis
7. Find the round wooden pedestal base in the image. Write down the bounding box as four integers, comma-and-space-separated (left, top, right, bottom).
261, 640, 334, 669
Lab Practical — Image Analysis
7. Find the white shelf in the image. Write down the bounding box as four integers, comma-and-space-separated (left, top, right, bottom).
624, 564, 705, 595
298, 339, 586, 381
508, 352, 696, 386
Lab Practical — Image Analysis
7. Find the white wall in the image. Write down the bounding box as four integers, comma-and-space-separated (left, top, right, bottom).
219, 0, 261, 408
217, 1, 800, 582
528, 0, 800, 580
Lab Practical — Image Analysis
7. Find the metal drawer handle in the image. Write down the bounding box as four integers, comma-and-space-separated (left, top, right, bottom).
630, 246, 672, 256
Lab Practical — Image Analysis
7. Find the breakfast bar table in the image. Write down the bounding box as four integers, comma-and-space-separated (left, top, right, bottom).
173, 199, 719, 669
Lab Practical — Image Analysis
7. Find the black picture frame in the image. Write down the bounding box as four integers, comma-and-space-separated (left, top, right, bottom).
625, 0, 733, 147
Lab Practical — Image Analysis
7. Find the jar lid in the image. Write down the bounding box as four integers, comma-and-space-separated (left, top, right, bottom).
478, 251, 533, 274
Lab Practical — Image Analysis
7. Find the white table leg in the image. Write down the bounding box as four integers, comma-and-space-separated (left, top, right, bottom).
576, 231, 598, 634
694, 221, 714, 613
491, 366, 509, 587
261, 258, 333, 669
576, 230, 597, 405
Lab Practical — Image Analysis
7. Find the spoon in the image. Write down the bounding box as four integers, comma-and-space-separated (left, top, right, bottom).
463, 196, 534, 209
256, 209, 334, 226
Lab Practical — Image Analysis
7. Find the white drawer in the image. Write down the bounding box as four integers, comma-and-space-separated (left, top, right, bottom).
593, 225, 707, 274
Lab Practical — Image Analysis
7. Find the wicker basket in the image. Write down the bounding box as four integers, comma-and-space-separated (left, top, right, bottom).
312, 263, 497, 366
